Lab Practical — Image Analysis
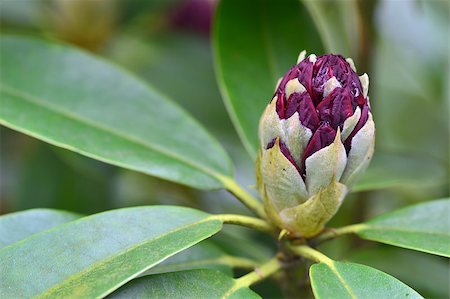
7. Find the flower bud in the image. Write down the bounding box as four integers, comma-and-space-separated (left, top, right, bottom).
257, 52, 375, 237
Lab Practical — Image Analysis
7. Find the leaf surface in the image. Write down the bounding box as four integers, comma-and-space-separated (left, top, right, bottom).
144, 241, 233, 276
348, 247, 449, 298
356, 199, 450, 257
0, 35, 233, 190
213, 0, 322, 158
0, 209, 80, 250
109, 269, 260, 299
0, 206, 222, 298
310, 261, 423, 299
301, 0, 360, 58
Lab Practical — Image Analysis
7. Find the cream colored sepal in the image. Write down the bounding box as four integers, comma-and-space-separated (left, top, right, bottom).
346, 58, 357, 72
305, 129, 347, 196
323, 76, 341, 98
340, 112, 375, 187
297, 50, 307, 64
285, 79, 306, 98
261, 138, 308, 213
258, 98, 312, 166
258, 97, 284, 149
341, 107, 361, 142
359, 73, 369, 98
282, 112, 312, 167
279, 179, 348, 237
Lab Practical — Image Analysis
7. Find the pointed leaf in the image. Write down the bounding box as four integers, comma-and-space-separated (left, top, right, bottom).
355, 199, 450, 257
310, 261, 423, 299
109, 269, 260, 299
0, 206, 222, 298
348, 247, 450, 298
0, 209, 80, 250
213, 0, 323, 158
0, 35, 233, 190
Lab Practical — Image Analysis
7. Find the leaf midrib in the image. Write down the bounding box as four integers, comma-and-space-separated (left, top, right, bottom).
37, 217, 222, 298
0, 84, 225, 181
362, 225, 450, 237
147, 257, 229, 274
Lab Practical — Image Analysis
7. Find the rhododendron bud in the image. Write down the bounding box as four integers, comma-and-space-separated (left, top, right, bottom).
257, 51, 375, 237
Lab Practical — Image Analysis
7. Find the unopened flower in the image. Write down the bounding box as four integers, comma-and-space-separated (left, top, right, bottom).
257, 51, 375, 237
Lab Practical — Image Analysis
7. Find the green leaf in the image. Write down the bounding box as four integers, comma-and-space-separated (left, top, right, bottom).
356, 199, 450, 257
348, 247, 450, 298
310, 261, 423, 299
301, 0, 360, 58
353, 152, 447, 192
144, 241, 233, 276
109, 269, 260, 299
0, 209, 80, 250
0, 35, 233, 190
213, 0, 323, 158
0, 206, 223, 298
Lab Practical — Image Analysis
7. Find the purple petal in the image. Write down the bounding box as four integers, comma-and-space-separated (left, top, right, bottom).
296, 58, 314, 94
284, 92, 319, 131
317, 87, 353, 129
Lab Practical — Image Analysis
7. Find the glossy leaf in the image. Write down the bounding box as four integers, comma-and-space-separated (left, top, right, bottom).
356, 199, 450, 257
109, 269, 260, 299
0, 35, 233, 190
353, 152, 447, 192
144, 241, 233, 276
213, 0, 323, 158
301, 0, 360, 58
0, 206, 222, 298
310, 261, 423, 299
348, 247, 450, 298
0, 209, 80, 250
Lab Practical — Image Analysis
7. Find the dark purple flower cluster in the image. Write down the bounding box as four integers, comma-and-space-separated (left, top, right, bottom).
270, 54, 370, 174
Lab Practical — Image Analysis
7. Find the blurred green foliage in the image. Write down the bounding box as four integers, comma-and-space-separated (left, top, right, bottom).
0, 0, 448, 297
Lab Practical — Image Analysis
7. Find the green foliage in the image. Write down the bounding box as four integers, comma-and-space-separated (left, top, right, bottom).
357, 199, 450, 257
144, 241, 234, 276
213, 0, 323, 158
348, 247, 449, 298
0, 35, 233, 190
310, 261, 423, 299
0, 209, 80, 249
301, 0, 360, 59
352, 152, 447, 192
109, 269, 260, 299
0, 207, 222, 298
0, 0, 448, 298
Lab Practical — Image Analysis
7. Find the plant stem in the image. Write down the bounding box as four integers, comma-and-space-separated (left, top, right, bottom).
235, 256, 282, 287
287, 245, 332, 264
213, 214, 277, 235
218, 175, 267, 219
312, 223, 367, 244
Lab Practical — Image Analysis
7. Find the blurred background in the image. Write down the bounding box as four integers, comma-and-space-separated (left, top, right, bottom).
0, 0, 449, 298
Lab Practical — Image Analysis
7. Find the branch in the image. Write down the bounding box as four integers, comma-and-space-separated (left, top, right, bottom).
218, 175, 267, 219
212, 214, 277, 235
235, 256, 282, 287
